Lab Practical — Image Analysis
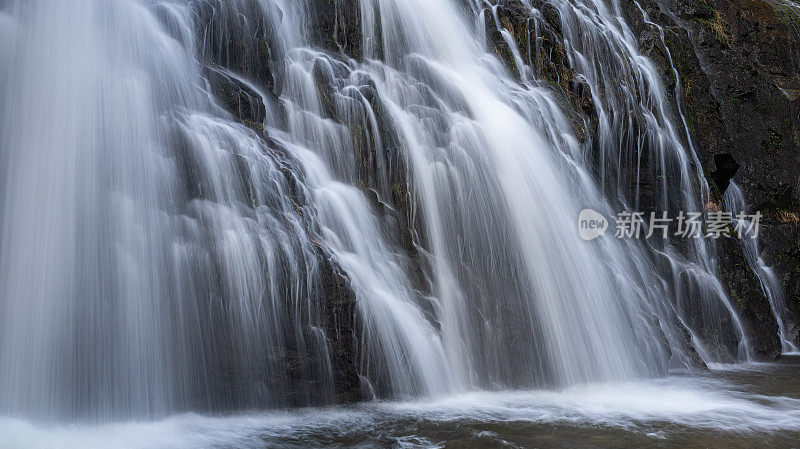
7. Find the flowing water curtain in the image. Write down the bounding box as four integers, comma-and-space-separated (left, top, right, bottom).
0, 0, 348, 420
354, 0, 687, 388
0, 0, 184, 420
0, 0, 772, 423
476, 0, 757, 361
554, 0, 752, 361
725, 182, 799, 353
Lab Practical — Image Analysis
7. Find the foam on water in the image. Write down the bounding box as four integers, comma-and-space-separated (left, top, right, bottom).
2, 374, 799, 449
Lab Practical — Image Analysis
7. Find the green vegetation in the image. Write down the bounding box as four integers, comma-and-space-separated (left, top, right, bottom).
698, 10, 732, 46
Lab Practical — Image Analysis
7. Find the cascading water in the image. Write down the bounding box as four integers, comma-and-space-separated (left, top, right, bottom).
0, 0, 184, 419
536, 0, 752, 362
356, 0, 673, 388
725, 182, 799, 353
0, 0, 353, 420
0, 0, 788, 428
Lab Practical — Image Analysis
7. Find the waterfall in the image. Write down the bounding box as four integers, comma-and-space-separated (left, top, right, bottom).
0, 0, 773, 423
539, 0, 751, 361
0, 0, 184, 418
0, 0, 348, 420
725, 182, 799, 353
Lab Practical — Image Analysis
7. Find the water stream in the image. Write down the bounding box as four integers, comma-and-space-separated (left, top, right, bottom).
0, 0, 796, 444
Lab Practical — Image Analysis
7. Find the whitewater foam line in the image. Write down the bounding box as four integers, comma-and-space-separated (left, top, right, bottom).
2, 376, 799, 449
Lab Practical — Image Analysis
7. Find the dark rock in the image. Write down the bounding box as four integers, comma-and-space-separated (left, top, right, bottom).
311, 0, 363, 59
317, 247, 366, 404
206, 67, 268, 133
711, 153, 741, 194
484, 0, 597, 142
717, 236, 781, 359
195, 0, 277, 91
624, 0, 800, 351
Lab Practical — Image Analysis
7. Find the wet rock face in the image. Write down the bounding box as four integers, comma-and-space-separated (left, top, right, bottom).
623, 0, 800, 350
717, 236, 782, 359
317, 247, 366, 404
198, 0, 800, 407
484, 0, 597, 140
484, 0, 785, 356
195, 0, 277, 90
192, 0, 368, 407
311, 0, 363, 58
206, 68, 269, 132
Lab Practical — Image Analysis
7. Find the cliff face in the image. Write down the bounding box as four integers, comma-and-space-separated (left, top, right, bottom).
195, 0, 369, 406
623, 0, 800, 353
205, 0, 799, 392
482, 0, 800, 358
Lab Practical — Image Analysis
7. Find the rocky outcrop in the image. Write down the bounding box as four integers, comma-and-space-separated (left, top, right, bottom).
621, 0, 800, 352
484, 0, 795, 357
193, 0, 368, 407
197, 0, 799, 409
312, 0, 363, 58
316, 247, 365, 404
484, 0, 597, 139
717, 236, 781, 358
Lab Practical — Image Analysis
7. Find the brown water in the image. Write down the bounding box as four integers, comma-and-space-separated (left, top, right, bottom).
2, 356, 799, 449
